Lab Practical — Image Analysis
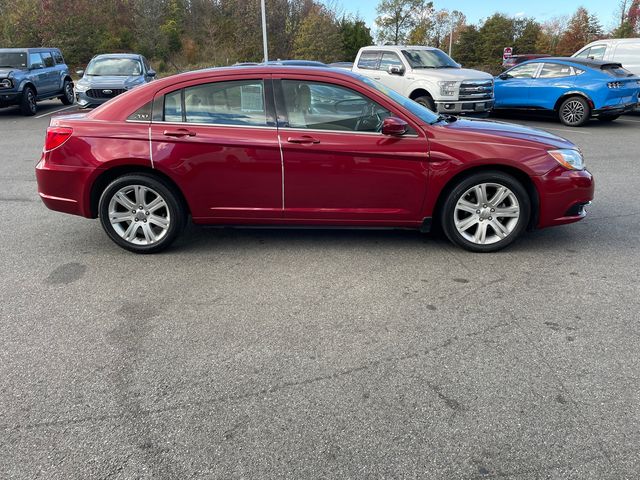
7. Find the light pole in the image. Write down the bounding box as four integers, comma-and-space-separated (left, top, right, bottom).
261, 0, 269, 62
448, 17, 453, 57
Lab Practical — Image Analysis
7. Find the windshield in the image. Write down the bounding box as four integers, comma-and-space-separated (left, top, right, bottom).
359, 75, 439, 124
86, 57, 142, 76
0, 52, 28, 69
402, 49, 459, 69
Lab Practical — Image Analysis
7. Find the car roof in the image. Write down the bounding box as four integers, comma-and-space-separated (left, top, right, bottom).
360, 45, 438, 51
264, 60, 326, 66
92, 53, 142, 59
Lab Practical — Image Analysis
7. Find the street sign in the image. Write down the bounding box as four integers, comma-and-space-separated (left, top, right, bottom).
503, 47, 513, 60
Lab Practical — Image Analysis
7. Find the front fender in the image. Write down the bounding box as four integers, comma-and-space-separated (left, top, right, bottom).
405, 79, 439, 99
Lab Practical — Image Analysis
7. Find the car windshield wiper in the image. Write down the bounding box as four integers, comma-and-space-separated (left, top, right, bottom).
430, 114, 457, 125
412, 65, 436, 69
437, 65, 458, 68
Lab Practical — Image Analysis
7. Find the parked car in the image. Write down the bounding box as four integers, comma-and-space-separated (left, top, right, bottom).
502, 54, 551, 70
0, 47, 73, 115
74, 53, 155, 108
494, 57, 640, 126
352, 45, 494, 115
573, 38, 640, 76
329, 62, 354, 69
36, 66, 593, 253
263, 60, 327, 67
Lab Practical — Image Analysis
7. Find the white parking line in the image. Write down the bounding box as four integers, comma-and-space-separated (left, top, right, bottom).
35, 105, 76, 119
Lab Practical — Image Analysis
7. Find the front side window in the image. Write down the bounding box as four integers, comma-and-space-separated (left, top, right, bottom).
86, 58, 142, 76
29, 53, 44, 69
281, 80, 392, 133
538, 63, 572, 79
163, 80, 268, 126
586, 45, 606, 60
507, 63, 539, 78
357, 51, 380, 70
379, 52, 403, 71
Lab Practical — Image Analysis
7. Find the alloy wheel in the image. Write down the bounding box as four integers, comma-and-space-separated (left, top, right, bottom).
561, 100, 585, 125
454, 182, 520, 245
107, 185, 170, 245
65, 83, 74, 103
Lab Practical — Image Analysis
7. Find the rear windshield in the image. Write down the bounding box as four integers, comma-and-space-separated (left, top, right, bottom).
86, 57, 142, 76
0, 52, 28, 69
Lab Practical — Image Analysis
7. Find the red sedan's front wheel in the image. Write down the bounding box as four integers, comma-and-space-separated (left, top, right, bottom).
441, 171, 531, 252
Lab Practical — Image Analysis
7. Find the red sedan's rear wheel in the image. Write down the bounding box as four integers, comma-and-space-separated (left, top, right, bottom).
441, 171, 531, 252
98, 174, 186, 253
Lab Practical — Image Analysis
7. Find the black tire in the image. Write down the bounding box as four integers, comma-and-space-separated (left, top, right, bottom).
441, 171, 531, 253
598, 114, 620, 122
60, 80, 74, 105
558, 96, 590, 127
19, 86, 37, 116
98, 174, 186, 254
414, 95, 436, 112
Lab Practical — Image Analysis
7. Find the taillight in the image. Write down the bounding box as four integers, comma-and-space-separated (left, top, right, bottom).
44, 127, 73, 152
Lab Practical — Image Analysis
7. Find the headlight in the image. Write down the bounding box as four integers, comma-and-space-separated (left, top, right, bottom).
438, 81, 457, 97
75, 83, 89, 93
0, 78, 12, 89
548, 149, 584, 170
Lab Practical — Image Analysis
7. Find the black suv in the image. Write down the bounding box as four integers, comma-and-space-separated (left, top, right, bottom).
0, 48, 74, 115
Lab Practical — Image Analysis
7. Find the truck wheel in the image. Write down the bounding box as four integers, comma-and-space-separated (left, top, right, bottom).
414, 95, 436, 112
20, 87, 37, 116
559, 96, 590, 127
60, 80, 74, 105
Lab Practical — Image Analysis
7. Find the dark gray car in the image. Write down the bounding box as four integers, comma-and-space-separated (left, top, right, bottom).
74, 53, 155, 108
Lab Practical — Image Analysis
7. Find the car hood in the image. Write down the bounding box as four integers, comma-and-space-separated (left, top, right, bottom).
79, 75, 144, 89
0, 68, 17, 78
412, 68, 493, 82
440, 118, 575, 150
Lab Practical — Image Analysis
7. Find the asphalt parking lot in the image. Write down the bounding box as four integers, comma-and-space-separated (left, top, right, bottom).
1, 100, 639, 479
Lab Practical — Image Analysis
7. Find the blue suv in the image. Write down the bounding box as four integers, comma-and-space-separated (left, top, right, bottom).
494, 57, 640, 126
0, 48, 74, 116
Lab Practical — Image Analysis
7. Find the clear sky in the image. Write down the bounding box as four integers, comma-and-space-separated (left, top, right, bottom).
329, 0, 619, 31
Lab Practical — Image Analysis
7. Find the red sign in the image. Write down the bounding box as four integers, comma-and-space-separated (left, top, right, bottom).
503, 47, 513, 60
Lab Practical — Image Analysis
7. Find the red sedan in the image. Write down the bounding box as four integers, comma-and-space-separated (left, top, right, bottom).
36, 66, 594, 253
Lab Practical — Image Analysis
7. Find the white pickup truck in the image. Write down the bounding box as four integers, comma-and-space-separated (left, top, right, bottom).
352, 45, 495, 115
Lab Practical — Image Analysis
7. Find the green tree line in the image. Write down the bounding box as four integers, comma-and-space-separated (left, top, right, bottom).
0, 0, 372, 71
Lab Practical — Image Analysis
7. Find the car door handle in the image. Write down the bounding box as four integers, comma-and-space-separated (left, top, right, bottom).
373, 77, 381, 80
287, 136, 320, 144
163, 128, 196, 138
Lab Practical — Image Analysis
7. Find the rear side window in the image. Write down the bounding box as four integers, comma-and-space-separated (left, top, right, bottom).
128, 101, 153, 121
163, 80, 267, 126
53, 51, 64, 64
358, 51, 379, 70
164, 90, 183, 122
41, 52, 54, 68
538, 63, 572, 78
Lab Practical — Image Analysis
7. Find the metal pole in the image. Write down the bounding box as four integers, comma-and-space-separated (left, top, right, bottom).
448, 18, 453, 57
261, 0, 269, 62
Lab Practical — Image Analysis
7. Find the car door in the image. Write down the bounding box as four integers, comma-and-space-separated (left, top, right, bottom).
39, 51, 59, 94
28, 52, 50, 95
273, 75, 430, 223
376, 51, 408, 94
149, 75, 283, 221
494, 63, 541, 108
526, 62, 576, 110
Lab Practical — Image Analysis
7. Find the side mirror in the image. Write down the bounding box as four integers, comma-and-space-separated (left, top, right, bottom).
76, 69, 84, 76
498, 73, 510, 80
147, 69, 156, 78
382, 117, 409, 136
388, 65, 405, 76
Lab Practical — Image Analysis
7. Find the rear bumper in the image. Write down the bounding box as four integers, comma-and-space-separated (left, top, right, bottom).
534, 167, 594, 228
593, 101, 638, 116
36, 155, 94, 217
436, 99, 494, 114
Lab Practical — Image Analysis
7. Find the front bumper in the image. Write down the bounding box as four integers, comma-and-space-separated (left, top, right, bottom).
0, 91, 20, 107
436, 99, 494, 114
75, 91, 112, 108
534, 166, 594, 229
